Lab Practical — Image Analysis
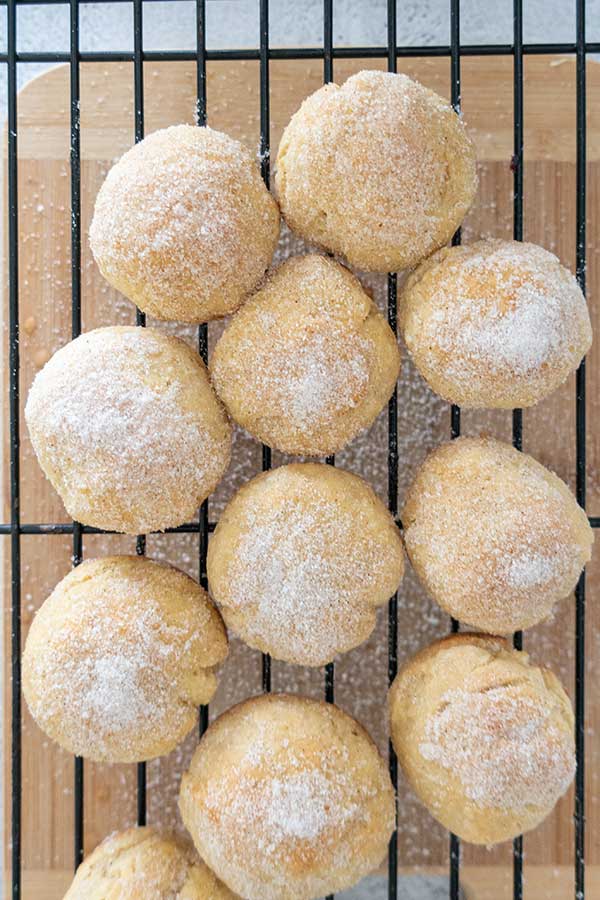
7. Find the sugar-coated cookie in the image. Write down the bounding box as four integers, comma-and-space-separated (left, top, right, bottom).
275, 70, 476, 272
207, 462, 404, 665
402, 436, 592, 633
23, 556, 228, 762
179, 693, 395, 900
400, 240, 592, 408
25, 326, 231, 534
90, 124, 280, 323
389, 634, 575, 844
63, 826, 237, 899
210, 254, 400, 455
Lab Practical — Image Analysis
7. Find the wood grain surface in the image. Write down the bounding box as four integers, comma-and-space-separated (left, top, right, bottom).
3, 56, 600, 896
5, 865, 600, 900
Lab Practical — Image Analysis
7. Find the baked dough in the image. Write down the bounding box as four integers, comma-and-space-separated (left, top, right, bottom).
89, 124, 280, 323
400, 239, 592, 408
63, 826, 237, 899
25, 326, 232, 534
207, 462, 404, 665
275, 69, 477, 272
22, 556, 228, 763
389, 633, 576, 844
210, 254, 400, 455
179, 693, 395, 900
402, 436, 593, 633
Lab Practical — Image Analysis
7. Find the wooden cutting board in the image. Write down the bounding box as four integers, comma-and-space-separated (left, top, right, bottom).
3, 55, 600, 898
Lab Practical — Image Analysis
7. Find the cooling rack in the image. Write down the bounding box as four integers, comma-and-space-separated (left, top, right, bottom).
3, 1, 597, 898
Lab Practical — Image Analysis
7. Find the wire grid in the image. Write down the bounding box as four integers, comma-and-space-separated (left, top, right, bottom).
4, 0, 592, 898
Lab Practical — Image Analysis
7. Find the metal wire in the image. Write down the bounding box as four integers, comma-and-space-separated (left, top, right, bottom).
195, 0, 207, 128
322, 9, 335, 898
2, 42, 600, 63
575, 1, 587, 896
129, 0, 149, 831
68, 0, 86, 870
386, 0, 400, 890
448, 3, 462, 895
2, 515, 598, 537
0, 521, 214, 534
323, 0, 333, 85
5, 2, 594, 898
322, 0, 334, 731
510, 3, 524, 895
258, 0, 272, 696
195, 0, 210, 747
258, 69, 271, 550
7, 0, 20, 894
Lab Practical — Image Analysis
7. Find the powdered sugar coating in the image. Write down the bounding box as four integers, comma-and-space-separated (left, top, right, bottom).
389, 634, 576, 844
179, 693, 395, 900
275, 69, 477, 272
402, 436, 593, 633
420, 686, 575, 811
400, 239, 592, 408
64, 826, 237, 899
210, 254, 401, 456
22, 556, 228, 762
207, 463, 404, 665
25, 326, 232, 534
90, 124, 280, 323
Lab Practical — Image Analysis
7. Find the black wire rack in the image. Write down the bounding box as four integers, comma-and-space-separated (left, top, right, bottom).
4, 1, 594, 899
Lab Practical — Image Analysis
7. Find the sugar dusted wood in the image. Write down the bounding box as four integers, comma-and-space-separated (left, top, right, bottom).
3, 56, 599, 897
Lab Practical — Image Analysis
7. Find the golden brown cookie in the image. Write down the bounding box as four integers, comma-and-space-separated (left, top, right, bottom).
207, 462, 404, 665
400, 239, 592, 408
275, 70, 476, 272
23, 556, 228, 763
25, 326, 232, 534
179, 693, 395, 899
210, 254, 400, 455
90, 124, 280, 323
402, 436, 592, 633
63, 826, 237, 899
389, 634, 575, 844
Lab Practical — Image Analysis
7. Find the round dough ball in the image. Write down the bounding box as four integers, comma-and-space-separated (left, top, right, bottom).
207, 462, 404, 665
25, 326, 231, 534
400, 239, 592, 408
275, 70, 477, 272
389, 633, 575, 844
179, 693, 395, 900
64, 826, 237, 899
89, 124, 280, 323
210, 254, 400, 455
22, 556, 228, 763
402, 437, 593, 634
